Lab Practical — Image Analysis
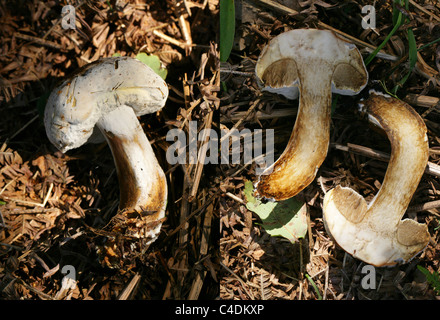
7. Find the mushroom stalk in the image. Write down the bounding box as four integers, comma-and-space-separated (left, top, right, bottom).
253, 29, 368, 201
323, 93, 430, 266
97, 105, 167, 242
361, 111, 425, 229
256, 73, 332, 200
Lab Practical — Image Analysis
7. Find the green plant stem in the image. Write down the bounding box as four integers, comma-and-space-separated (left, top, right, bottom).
418, 37, 440, 52
417, 265, 440, 295
392, 27, 417, 94
364, 13, 403, 66
305, 274, 322, 300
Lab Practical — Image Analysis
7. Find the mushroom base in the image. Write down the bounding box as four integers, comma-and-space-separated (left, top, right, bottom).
323, 186, 430, 267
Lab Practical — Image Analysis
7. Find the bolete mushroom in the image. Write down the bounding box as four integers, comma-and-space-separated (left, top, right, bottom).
254, 29, 368, 201
323, 93, 430, 267
44, 56, 168, 248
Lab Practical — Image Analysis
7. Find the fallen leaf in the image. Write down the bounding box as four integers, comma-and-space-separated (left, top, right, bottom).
243, 180, 308, 243
135, 52, 168, 80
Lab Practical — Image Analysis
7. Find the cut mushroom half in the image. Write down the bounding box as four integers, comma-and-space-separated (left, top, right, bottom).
323, 93, 430, 267
254, 29, 368, 201
44, 56, 168, 258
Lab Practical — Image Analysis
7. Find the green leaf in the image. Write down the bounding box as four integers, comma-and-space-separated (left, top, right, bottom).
417, 37, 440, 52
407, 27, 418, 66
243, 180, 308, 243
392, 27, 417, 94
220, 0, 235, 62
365, 11, 403, 66
392, 0, 402, 25
135, 52, 168, 80
306, 273, 323, 300
366, 0, 408, 66
417, 265, 440, 295
0, 200, 5, 205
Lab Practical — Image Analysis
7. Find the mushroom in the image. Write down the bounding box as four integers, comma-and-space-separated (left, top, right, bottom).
323, 93, 430, 267
44, 56, 168, 247
254, 29, 368, 201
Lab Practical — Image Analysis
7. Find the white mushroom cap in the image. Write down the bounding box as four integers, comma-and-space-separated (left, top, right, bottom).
44, 56, 168, 153
256, 29, 368, 100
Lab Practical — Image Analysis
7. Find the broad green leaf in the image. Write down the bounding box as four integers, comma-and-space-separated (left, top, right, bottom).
135, 52, 168, 80
243, 180, 308, 243
220, 0, 235, 62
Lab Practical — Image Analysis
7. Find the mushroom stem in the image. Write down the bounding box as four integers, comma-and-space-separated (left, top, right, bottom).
253, 29, 368, 201
361, 100, 427, 229
323, 94, 430, 266
97, 105, 167, 242
256, 75, 332, 200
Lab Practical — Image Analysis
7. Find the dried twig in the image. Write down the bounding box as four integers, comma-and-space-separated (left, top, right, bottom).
3, 183, 53, 207
407, 200, 440, 215
153, 30, 188, 48
118, 273, 142, 300
189, 110, 214, 201
221, 107, 298, 123
220, 99, 260, 143
14, 32, 63, 50
331, 143, 440, 178
409, 0, 440, 22
220, 261, 255, 300
252, 0, 392, 54
405, 94, 440, 109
